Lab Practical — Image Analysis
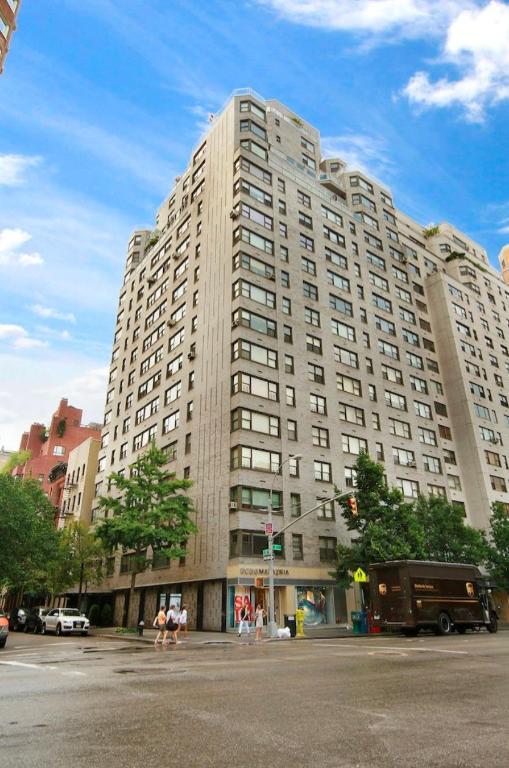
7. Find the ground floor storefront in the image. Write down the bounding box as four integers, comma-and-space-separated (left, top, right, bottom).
226, 563, 350, 630
98, 564, 356, 632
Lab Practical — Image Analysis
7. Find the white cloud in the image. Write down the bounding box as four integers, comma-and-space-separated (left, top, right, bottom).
30, 304, 76, 323
259, 1, 509, 121
12, 336, 48, 350
0, 227, 44, 268
321, 133, 394, 181
18, 253, 44, 266
404, 1, 509, 121
35, 325, 74, 342
0, 154, 41, 186
0, 324, 27, 339
256, 0, 472, 38
0, 323, 48, 350
0, 227, 31, 252
0, 325, 47, 349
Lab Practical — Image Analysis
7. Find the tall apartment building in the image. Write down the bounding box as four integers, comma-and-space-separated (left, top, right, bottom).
94, 90, 509, 631
0, 0, 21, 74
500, 245, 509, 286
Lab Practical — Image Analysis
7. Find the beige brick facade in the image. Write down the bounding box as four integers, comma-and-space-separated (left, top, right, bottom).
92, 90, 509, 630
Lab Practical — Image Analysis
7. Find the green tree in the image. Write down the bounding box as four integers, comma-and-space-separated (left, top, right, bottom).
415, 495, 487, 564
60, 522, 105, 610
0, 475, 61, 600
333, 453, 486, 588
95, 443, 196, 625
333, 453, 424, 588
0, 449, 31, 475
485, 503, 509, 592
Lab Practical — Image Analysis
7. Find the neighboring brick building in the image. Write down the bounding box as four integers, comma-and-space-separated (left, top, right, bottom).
13, 398, 101, 520
0, 0, 22, 74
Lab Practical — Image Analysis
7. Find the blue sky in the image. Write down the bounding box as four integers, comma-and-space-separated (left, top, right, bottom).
1, 0, 509, 449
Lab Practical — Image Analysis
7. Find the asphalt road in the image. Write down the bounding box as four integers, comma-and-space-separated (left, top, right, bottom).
0, 631, 507, 768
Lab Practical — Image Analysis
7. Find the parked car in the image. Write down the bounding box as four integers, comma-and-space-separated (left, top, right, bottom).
8, 607, 30, 632
0, 611, 8, 648
24, 607, 49, 633
42, 608, 90, 636
9, 606, 49, 633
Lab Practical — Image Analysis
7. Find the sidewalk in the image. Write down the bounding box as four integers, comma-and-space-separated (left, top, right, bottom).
91, 621, 509, 645
91, 624, 357, 645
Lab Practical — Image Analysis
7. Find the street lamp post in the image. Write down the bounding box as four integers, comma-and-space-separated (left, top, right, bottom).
267, 454, 302, 638
267, 486, 358, 638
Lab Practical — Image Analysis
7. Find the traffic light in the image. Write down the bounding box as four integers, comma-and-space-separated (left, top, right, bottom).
348, 496, 358, 516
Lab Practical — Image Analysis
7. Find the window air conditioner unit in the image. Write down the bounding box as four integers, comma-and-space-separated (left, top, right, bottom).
407, 461, 416, 468
147, 278, 156, 286
188, 351, 196, 360
172, 253, 179, 260
400, 256, 408, 264
232, 319, 239, 328
229, 210, 239, 220
228, 501, 237, 511
167, 319, 177, 327
268, 274, 276, 281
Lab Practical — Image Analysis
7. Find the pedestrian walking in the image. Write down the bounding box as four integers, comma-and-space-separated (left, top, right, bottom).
153, 605, 166, 645
164, 604, 180, 645
255, 604, 265, 641
238, 602, 250, 637
178, 604, 189, 639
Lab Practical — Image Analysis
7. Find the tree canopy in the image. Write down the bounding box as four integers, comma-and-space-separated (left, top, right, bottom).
0, 475, 61, 597
0, 449, 31, 475
334, 452, 487, 587
95, 443, 196, 623
485, 503, 509, 592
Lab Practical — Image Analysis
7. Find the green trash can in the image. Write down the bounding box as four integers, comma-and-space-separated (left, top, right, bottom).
351, 610, 362, 635
359, 610, 369, 634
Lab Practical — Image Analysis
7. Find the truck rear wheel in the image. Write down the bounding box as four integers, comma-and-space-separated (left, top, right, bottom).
437, 612, 452, 635
486, 615, 498, 633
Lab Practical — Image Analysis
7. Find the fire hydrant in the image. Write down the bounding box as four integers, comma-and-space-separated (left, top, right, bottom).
296, 608, 305, 638
138, 620, 145, 636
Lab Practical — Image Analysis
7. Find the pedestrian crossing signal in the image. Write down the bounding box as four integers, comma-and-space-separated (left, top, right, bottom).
348, 496, 358, 516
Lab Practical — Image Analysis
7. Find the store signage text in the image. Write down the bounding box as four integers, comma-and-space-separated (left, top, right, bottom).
240, 567, 290, 577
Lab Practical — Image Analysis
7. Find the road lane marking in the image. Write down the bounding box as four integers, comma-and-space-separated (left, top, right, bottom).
312, 641, 467, 655
331, 643, 467, 655
0, 642, 124, 657
1, 642, 74, 654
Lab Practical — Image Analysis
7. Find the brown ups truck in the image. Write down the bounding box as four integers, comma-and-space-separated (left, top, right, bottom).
369, 560, 498, 635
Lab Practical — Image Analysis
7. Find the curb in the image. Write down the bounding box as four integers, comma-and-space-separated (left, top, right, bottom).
91, 630, 366, 645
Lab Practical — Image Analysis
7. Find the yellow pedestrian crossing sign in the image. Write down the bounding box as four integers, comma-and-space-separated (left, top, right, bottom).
354, 567, 368, 583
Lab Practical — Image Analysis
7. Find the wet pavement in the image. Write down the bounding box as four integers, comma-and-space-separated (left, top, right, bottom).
0, 631, 507, 767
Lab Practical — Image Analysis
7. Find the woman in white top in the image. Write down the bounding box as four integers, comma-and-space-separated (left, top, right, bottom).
163, 604, 179, 645
178, 605, 188, 639
255, 604, 265, 641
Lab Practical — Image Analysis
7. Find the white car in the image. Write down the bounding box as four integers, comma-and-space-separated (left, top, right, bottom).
42, 608, 90, 636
